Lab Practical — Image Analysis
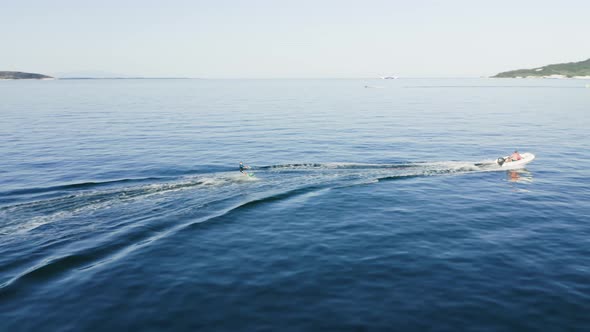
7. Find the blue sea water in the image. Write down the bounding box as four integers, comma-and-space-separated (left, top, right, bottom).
0, 78, 589, 331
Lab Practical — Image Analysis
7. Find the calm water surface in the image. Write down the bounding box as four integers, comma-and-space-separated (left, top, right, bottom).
1, 78, 589, 331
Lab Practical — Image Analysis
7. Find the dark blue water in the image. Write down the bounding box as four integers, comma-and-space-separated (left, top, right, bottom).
1, 79, 589, 331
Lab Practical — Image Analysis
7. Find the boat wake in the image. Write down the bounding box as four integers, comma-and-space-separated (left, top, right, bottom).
0, 160, 505, 235
0, 158, 522, 297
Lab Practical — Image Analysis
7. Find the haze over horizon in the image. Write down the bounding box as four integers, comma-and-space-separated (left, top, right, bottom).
3, 0, 590, 78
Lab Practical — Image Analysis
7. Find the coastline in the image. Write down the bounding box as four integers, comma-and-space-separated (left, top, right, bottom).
0, 77, 57, 81
491, 75, 590, 79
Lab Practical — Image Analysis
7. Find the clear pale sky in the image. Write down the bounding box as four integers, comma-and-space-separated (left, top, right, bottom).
3, 0, 590, 78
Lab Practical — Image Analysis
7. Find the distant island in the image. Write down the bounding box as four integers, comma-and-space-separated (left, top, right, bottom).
1, 71, 192, 80
493, 58, 590, 78
0, 71, 54, 80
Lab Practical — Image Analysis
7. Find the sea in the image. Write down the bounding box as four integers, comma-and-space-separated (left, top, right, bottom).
0, 78, 589, 331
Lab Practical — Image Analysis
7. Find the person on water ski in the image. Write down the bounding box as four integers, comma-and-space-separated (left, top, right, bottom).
239, 161, 249, 174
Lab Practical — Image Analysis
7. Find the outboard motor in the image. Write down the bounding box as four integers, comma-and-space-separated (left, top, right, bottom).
497, 157, 505, 166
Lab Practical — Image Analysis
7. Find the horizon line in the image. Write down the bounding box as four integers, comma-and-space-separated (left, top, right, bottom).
52, 76, 494, 80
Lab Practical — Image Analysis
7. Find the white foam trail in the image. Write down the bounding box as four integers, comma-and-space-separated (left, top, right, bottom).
0, 172, 255, 236
1, 160, 516, 236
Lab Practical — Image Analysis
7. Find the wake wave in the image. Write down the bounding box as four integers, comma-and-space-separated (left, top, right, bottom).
0, 173, 258, 235
0, 182, 325, 298
256, 160, 504, 172
0, 159, 516, 297
0, 159, 502, 236
257, 162, 421, 170
0, 177, 165, 197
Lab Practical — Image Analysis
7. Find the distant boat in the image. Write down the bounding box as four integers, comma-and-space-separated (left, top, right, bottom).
380, 76, 398, 79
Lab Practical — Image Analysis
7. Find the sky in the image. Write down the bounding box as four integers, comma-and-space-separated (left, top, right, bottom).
2, 0, 590, 78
